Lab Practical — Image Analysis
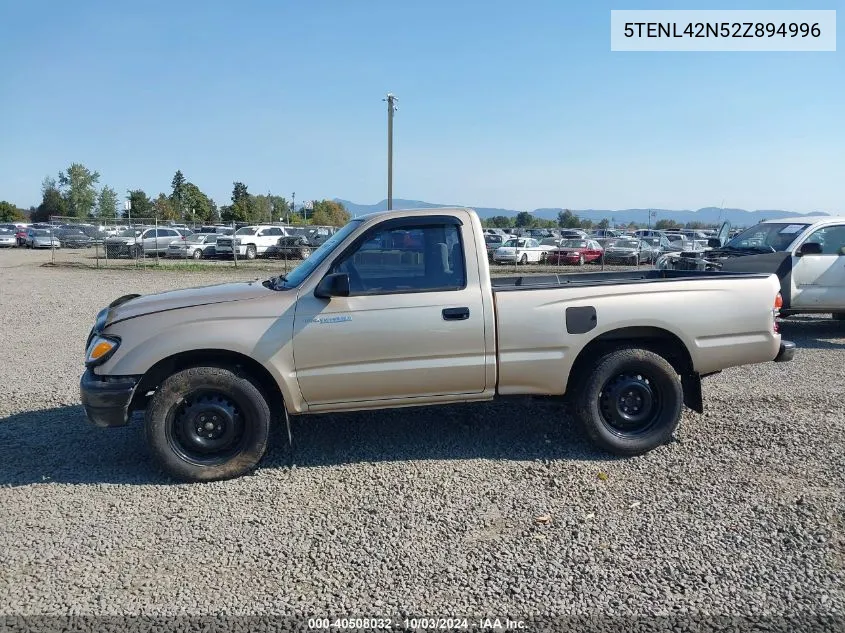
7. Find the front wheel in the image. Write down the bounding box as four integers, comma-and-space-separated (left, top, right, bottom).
192, 248, 202, 259
519, 253, 528, 265
145, 367, 271, 482
245, 245, 257, 260
578, 254, 585, 266
573, 347, 683, 456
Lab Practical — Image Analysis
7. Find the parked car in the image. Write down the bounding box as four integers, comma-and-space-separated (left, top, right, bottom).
56, 228, 96, 248
267, 235, 313, 259
484, 234, 505, 261
546, 239, 604, 266
0, 228, 18, 247
24, 228, 61, 249
657, 216, 845, 319
167, 233, 220, 259
15, 226, 30, 246
603, 238, 659, 264
80, 207, 795, 482
104, 227, 184, 258
215, 225, 288, 259
493, 237, 548, 264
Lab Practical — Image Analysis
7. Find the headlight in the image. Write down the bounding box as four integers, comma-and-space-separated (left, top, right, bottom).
85, 334, 120, 367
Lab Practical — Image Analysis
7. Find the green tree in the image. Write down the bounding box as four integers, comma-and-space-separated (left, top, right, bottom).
309, 200, 351, 227
96, 186, 119, 219
557, 209, 581, 228
0, 201, 25, 222
170, 170, 187, 218
32, 176, 68, 222
127, 189, 154, 220
58, 163, 100, 218
485, 215, 513, 228
515, 211, 535, 228
655, 218, 681, 230
183, 183, 215, 223
597, 218, 610, 229
153, 193, 179, 221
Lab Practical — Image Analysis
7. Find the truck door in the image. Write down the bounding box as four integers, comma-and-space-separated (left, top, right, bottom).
791, 223, 845, 310
291, 216, 488, 405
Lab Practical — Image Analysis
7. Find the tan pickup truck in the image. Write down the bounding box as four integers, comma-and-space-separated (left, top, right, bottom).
80, 208, 795, 482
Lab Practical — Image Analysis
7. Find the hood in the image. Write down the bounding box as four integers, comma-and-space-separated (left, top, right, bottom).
105, 280, 273, 326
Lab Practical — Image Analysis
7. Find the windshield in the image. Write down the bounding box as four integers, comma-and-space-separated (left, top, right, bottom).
561, 240, 587, 248
187, 234, 211, 243
614, 239, 639, 248
119, 229, 140, 237
32, 230, 51, 236
235, 227, 257, 236
502, 239, 528, 248
725, 222, 811, 251
277, 220, 363, 289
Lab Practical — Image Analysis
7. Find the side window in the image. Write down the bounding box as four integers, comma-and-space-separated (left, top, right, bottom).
142, 229, 155, 239
804, 225, 845, 255
269, 227, 283, 236
333, 223, 466, 294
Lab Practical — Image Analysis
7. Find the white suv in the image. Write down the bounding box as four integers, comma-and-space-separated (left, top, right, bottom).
215, 225, 288, 259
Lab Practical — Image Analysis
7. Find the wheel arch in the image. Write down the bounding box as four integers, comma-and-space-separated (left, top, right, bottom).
566, 326, 700, 412
130, 349, 285, 420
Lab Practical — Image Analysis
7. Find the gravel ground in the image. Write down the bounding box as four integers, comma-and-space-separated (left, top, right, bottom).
0, 247, 843, 630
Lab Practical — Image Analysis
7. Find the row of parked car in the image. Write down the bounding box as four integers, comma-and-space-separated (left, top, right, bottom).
0, 222, 340, 260
482, 225, 732, 266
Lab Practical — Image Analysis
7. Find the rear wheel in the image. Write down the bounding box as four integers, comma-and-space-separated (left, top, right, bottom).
573, 347, 683, 456
145, 367, 271, 482
578, 254, 585, 266
520, 253, 528, 265
245, 245, 257, 260
192, 249, 202, 259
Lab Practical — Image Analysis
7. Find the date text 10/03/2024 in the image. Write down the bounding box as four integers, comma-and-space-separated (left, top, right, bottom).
307, 617, 527, 630
623, 21, 821, 39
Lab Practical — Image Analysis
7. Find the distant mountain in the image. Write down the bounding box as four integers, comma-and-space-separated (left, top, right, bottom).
333, 198, 831, 227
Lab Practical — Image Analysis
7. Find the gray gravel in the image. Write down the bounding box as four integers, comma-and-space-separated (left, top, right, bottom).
0, 247, 843, 629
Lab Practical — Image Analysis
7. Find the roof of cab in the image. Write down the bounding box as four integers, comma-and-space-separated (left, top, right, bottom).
355, 207, 476, 222
761, 215, 845, 225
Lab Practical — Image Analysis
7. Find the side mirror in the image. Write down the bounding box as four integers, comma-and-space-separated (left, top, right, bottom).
706, 238, 722, 248
314, 272, 350, 299
797, 242, 822, 256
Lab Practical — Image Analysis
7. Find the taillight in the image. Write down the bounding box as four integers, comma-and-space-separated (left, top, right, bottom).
773, 292, 782, 333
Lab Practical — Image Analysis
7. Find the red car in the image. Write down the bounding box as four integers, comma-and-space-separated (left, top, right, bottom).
546, 239, 604, 266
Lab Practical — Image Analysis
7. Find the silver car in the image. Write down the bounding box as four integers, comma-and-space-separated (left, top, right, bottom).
167, 233, 219, 259
25, 229, 61, 249
0, 228, 17, 247
104, 227, 184, 258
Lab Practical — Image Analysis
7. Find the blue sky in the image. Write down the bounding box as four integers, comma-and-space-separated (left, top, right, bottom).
1, 0, 842, 213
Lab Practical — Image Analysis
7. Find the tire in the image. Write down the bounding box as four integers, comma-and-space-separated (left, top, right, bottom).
299, 247, 310, 259
192, 249, 202, 260
520, 253, 528, 265
573, 347, 683, 456
144, 366, 271, 482
245, 245, 257, 260
578, 254, 585, 266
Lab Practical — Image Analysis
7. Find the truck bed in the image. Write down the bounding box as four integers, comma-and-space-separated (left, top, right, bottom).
490, 268, 773, 290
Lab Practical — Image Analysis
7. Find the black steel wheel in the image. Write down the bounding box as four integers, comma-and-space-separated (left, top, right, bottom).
573, 347, 683, 456
145, 366, 271, 481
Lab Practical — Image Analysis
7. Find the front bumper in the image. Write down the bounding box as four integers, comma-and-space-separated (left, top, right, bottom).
774, 340, 796, 363
80, 368, 140, 428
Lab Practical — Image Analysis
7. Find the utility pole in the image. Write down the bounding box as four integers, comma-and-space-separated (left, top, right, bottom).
291, 192, 295, 223
383, 93, 398, 210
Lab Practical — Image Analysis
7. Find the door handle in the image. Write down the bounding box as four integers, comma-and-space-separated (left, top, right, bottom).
442, 307, 470, 321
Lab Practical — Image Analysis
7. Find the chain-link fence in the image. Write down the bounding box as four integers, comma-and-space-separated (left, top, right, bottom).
39, 217, 340, 272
